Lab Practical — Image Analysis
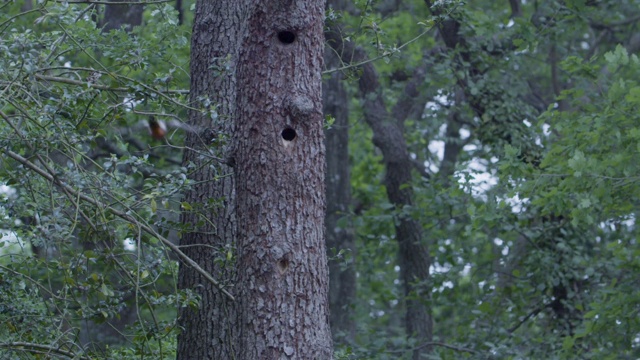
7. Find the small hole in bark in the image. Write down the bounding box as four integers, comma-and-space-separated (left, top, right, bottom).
277, 258, 289, 273
277, 31, 296, 44
281, 127, 296, 141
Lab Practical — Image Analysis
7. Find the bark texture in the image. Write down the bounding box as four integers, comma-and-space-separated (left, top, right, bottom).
324, 0, 357, 345
177, 2, 243, 359
232, 2, 332, 358
179, 0, 332, 359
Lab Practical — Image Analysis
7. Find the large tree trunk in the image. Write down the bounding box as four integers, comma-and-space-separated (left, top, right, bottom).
178, 1, 332, 358
232, 2, 332, 357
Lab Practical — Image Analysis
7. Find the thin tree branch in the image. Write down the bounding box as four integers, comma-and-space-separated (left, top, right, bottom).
35, 74, 128, 91
0, 342, 89, 360
386, 341, 477, 354
591, 14, 640, 29
0, 264, 65, 300
508, 303, 549, 333
323, 3, 460, 75
34, 74, 189, 94
323, 27, 434, 75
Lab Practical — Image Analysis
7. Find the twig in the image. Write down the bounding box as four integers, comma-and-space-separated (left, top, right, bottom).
323, 3, 460, 75
508, 303, 549, 333
34, 74, 192, 105
323, 27, 433, 75
35, 74, 129, 91
591, 14, 640, 29
35, 67, 190, 95
386, 341, 477, 354
0, 342, 89, 360
0, 264, 65, 300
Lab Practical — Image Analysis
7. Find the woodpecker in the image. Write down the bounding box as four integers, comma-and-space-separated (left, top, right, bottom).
148, 117, 167, 139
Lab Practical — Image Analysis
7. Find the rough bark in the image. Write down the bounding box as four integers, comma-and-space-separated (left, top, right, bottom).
231, 2, 332, 358
177, 2, 243, 358
179, 1, 332, 359
326, 24, 433, 360
324, 0, 357, 346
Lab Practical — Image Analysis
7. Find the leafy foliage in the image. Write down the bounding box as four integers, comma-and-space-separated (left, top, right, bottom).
334, 0, 640, 359
0, 1, 202, 358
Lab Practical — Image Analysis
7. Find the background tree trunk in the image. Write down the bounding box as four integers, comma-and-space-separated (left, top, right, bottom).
324, 0, 357, 345
323, 51, 357, 345
325, 23, 433, 360
100, 0, 143, 32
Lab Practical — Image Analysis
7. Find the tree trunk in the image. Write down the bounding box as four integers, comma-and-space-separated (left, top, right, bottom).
175, 0, 183, 26
232, 2, 332, 357
325, 24, 433, 360
323, 0, 357, 346
178, 1, 332, 358
177, 2, 242, 358
100, 0, 144, 32
324, 45, 357, 345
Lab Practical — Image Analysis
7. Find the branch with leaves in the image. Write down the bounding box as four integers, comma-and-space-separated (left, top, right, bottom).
0, 109, 234, 301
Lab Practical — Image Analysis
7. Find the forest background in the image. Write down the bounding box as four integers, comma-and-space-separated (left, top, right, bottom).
1, 0, 640, 359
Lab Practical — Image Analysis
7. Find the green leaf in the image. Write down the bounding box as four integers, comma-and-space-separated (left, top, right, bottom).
101, 283, 114, 297
478, 301, 492, 313
568, 150, 585, 173
604, 44, 629, 68
578, 197, 591, 209
625, 86, 640, 104
467, 204, 476, 217
562, 336, 575, 351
